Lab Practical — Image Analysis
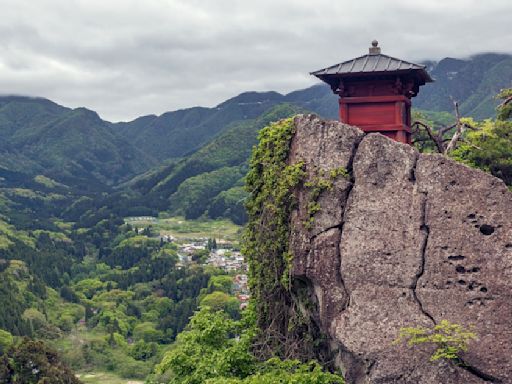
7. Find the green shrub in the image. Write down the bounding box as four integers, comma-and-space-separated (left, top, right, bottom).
0, 328, 13, 354
394, 320, 477, 362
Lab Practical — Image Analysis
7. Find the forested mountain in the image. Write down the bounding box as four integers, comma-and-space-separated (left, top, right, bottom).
0, 86, 334, 192
416, 53, 512, 118
127, 104, 302, 221
0, 96, 156, 190
113, 87, 337, 161
0, 52, 511, 226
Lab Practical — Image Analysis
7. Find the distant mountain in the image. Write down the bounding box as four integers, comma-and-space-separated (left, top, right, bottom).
0, 90, 328, 226
0, 96, 155, 190
113, 86, 337, 161
416, 53, 512, 119
1, 52, 511, 225
120, 103, 303, 223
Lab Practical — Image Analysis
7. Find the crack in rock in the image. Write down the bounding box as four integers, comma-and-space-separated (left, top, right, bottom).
336, 179, 355, 312
411, 191, 436, 325
333, 133, 364, 313
456, 358, 503, 383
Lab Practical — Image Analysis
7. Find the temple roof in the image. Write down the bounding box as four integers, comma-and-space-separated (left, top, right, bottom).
310, 41, 434, 84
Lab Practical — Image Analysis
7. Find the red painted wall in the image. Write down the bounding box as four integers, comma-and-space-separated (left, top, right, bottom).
338, 81, 413, 144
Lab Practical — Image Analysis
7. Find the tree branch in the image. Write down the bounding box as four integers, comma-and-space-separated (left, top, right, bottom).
412, 121, 445, 153
444, 100, 466, 154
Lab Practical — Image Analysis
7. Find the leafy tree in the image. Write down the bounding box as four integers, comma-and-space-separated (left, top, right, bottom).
152, 307, 344, 384
0, 328, 13, 354
496, 88, 512, 121
73, 278, 107, 299
154, 308, 255, 383
200, 291, 240, 320
413, 88, 512, 186
60, 285, 79, 303
451, 117, 512, 185
130, 340, 158, 361
105, 332, 128, 349
207, 275, 233, 294
22, 308, 47, 334
133, 322, 164, 343
207, 238, 219, 251
0, 338, 82, 384
205, 359, 345, 384
191, 248, 210, 263
208, 187, 248, 225
0, 273, 31, 335
28, 276, 47, 299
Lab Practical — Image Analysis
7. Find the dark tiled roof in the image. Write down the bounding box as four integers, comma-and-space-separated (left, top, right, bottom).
311, 53, 433, 82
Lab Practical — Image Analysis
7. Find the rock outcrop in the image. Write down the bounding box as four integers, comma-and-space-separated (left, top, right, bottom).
288, 115, 512, 383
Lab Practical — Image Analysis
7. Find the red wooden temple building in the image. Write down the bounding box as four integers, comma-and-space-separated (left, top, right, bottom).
311, 41, 433, 144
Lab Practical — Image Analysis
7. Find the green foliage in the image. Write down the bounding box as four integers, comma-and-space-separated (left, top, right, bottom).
207, 275, 234, 294
129, 340, 158, 361
154, 308, 249, 384
451, 117, 512, 186
125, 104, 302, 221
133, 322, 164, 343
152, 307, 343, 384
206, 237, 218, 251
115, 355, 151, 379
412, 109, 456, 127
413, 89, 512, 187
106, 332, 128, 349
191, 248, 210, 263
205, 359, 344, 384
394, 320, 477, 362
0, 328, 13, 354
169, 167, 245, 220
411, 109, 456, 153
0, 96, 155, 189
0, 337, 82, 383
74, 278, 108, 299
244, 116, 304, 310
34, 175, 63, 189
496, 88, 512, 121
0, 267, 32, 335
23, 308, 48, 333
208, 186, 248, 225
303, 167, 349, 229
200, 291, 240, 319
243, 116, 331, 361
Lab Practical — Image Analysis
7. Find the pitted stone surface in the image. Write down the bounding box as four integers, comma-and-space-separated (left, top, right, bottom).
287, 115, 512, 383
415, 154, 512, 382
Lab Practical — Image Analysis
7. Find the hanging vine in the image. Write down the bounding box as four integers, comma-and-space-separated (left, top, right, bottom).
243, 117, 336, 364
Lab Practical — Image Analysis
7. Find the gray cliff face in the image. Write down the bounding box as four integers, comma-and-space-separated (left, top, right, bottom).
288, 115, 512, 383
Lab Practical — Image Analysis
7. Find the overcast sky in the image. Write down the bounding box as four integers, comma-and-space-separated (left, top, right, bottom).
0, 0, 511, 121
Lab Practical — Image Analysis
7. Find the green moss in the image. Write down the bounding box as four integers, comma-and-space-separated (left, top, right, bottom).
303, 166, 349, 229
329, 166, 349, 180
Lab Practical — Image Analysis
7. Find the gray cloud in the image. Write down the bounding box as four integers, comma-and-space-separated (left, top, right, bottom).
0, 0, 511, 121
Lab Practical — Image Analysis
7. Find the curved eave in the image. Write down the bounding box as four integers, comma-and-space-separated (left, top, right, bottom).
311, 68, 434, 86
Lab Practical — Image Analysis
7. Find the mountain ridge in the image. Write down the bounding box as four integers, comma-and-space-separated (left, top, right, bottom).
0, 52, 510, 225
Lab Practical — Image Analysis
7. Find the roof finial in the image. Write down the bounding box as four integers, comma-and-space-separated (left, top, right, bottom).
369, 40, 381, 55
